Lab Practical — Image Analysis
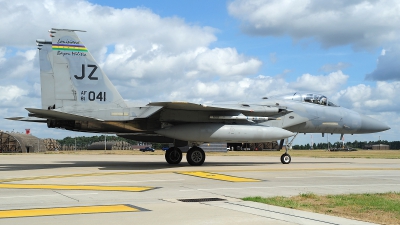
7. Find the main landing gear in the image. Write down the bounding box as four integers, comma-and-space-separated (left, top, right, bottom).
165, 146, 206, 166
279, 133, 298, 164
186, 146, 206, 166
165, 147, 182, 164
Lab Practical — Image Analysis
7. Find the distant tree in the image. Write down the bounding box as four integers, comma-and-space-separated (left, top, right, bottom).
292, 145, 301, 150
57, 135, 138, 149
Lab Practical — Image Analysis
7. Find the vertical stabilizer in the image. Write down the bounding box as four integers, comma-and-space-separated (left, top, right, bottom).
36, 39, 55, 109
37, 28, 127, 111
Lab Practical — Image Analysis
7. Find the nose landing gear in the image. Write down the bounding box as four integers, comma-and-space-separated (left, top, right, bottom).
279, 133, 298, 164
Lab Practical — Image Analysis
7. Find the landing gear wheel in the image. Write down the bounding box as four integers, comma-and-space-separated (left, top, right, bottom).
165, 147, 182, 164
280, 153, 291, 164
186, 147, 205, 166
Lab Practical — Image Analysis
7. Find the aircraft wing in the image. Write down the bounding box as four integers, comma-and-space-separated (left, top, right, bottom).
148, 101, 289, 116
148, 102, 233, 111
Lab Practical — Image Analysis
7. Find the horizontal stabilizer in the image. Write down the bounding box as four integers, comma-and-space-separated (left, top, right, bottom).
5, 117, 47, 123
25, 108, 104, 121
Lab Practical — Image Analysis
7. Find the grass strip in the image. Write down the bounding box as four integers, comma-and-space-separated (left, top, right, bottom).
243, 192, 400, 224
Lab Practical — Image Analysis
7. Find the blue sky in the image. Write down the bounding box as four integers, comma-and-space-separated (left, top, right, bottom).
1, 0, 399, 145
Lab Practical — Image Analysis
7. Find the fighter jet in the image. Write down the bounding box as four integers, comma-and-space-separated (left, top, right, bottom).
7, 28, 390, 166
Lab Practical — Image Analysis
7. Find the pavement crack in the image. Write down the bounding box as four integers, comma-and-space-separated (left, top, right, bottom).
53, 190, 79, 202
224, 202, 341, 225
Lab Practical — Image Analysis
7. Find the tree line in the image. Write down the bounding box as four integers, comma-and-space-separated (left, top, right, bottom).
57, 135, 400, 150
292, 140, 400, 150
57, 135, 139, 149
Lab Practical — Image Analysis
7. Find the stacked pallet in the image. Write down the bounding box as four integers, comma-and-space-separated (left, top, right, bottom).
87, 141, 133, 150
111, 141, 133, 150
248, 141, 279, 150
42, 138, 61, 151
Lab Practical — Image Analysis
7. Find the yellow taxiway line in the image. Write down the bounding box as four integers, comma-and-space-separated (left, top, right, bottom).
0, 184, 154, 192
0, 168, 399, 183
0, 204, 141, 219
178, 171, 261, 182
0, 171, 170, 183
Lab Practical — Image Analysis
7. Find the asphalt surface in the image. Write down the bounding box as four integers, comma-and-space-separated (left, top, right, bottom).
1, 152, 400, 225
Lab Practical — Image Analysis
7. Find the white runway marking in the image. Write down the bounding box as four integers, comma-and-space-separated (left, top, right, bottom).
0, 193, 98, 199
77, 179, 185, 184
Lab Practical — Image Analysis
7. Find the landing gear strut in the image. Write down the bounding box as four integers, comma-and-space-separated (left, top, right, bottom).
186, 147, 205, 166
279, 133, 298, 164
165, 147, 182, 164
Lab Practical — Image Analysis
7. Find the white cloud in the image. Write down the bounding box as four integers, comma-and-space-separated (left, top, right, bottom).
291, 70, 349, 93
228, 0, 400, 49
17, 49, 36, 61
188, 48, 261, 78
0, 85, 28, 103
117, 72, 290, 103
0, 0, 217, 52
0, 49, 38, 80
364, 99, 391, 108
169, 75, 290, 103
0, 0, 262, 117
334, 81, 400, 112
365, 46, 400, 81
103, 45, 261, 84
195, 82, 220, 97
334, 84, 371, 107
0, 47, 6, 64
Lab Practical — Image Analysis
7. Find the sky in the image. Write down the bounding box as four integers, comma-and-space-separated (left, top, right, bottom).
0, 0, 399, 145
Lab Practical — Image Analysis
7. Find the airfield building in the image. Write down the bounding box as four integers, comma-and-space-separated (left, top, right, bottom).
372, 144, 390, 150
0, 131, 45, 153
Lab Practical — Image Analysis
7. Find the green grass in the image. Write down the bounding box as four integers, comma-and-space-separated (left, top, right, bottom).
243, 192, 400, 224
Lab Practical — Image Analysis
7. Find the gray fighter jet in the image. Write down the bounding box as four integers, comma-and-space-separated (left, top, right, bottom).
7, 28, 390, 166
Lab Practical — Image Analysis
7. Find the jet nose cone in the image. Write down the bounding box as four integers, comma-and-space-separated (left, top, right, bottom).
360, 115, 390, 133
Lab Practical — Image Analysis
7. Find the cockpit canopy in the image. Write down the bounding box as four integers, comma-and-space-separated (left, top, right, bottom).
282, 93, 338, 107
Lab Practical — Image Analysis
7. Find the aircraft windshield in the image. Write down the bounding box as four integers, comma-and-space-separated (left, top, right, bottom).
283, 93, 338, 106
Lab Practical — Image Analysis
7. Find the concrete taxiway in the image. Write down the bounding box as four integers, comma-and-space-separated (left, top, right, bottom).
1, 153, 399, 225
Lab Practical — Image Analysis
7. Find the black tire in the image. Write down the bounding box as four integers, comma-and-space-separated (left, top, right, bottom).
186, 147, 205, 166
280, 153, 291, 164
165, 147, 182, 164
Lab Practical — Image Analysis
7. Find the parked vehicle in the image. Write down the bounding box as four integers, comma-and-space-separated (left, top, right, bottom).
140, 147, 155, 152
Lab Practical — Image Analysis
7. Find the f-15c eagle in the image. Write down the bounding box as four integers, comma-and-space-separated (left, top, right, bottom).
7, 29, 390, 166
